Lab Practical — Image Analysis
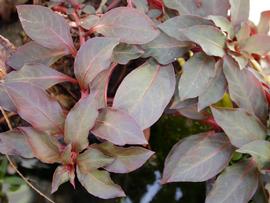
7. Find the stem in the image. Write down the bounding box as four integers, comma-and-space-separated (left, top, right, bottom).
0, 107, 55, 203
72, 11, 85, 45
127, 0, 133, 7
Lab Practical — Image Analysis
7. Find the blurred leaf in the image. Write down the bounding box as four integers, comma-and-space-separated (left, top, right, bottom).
51, 166, 70, 193
80, 15, 99, 30
207, 15, 234, 39
229, 0, 250, 29
258, 11, 270, 34
113, 44, 144, 65
240, 35, 270, 55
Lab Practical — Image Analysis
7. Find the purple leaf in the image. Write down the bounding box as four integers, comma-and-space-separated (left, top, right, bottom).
0, 85, 16, 112
4, 82, 65, 133
91, 108, 147, 146
80, 15, 100, 30
94, 7, 159, 44
113, 44, 144, 65
74, 37, 119, 89
17, 5, 75, 54
198, 60, 227, 111
64, 93, 99, 152
51, 166, 70, 193
206, 160, 258, 203
93, 142, 154, 173
5, 63, 76, 89
183, 25, 226, 57
20, 127, 62, 164
113, 59, 176, 129
211, 107, 266, 148
229, 0, 250, 29
239, 35, 270, 55
158, 15, 213, 41
77, 147, 114, 172
223, 55, 268, 122
178, 53, 216, 100
7, 41, 66, 70
162, 131, 233, 183
0, 129, 33, 158
76, 168, 125, 199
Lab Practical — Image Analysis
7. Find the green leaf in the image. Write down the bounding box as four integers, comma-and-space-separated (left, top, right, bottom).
211, 107, 266, 148
178, 52, 216, 100
64, 93, 99, 152
77, 168, 125, 199
207, 15, 234, 39
93, 142, 154, 173
183, 25, 226, 57
206, 160, 258, 203
162, 131, 233, 183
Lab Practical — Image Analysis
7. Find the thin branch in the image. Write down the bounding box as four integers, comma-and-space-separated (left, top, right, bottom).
0, 107, 55, 203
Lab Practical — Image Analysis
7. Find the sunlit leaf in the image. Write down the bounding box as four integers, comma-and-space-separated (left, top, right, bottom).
207, 15, 234, 39
20, 127, 61, 164
74, 37, 119, 89
17, 5, 75, 53
113, 59, 175, 129
223, 55, 268, 121
240, 35, 270, 55
229, 0, 250, 29
211, 107, 266, 148
206, 160, 258, 203
77, 168, 125, 199
7, 41, 65, 70
4, 82, 65, 133
94, 7, 159, 44
64, 93, 99, 152
91, 108, 147, 145
0, 129, 33, 158
258, 11, 270, 34
51, 166, 70, 193
93, 142, 154, 173
179, 52, 216, 100
162, 131, 233, 183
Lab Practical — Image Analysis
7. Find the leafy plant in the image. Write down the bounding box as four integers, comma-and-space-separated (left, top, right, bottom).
0, 0, 270, 202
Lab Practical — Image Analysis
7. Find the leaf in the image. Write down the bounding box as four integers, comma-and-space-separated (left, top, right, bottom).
0, 35, 15, 74
198, 60, 227, 111
112, 43, 144, 65
17, 5, 75, 53
77, 168, 125, 199
163, 0, 229, 17
239, 35, 270, 55
5, 63, 75, 89
91, 108, 147, 145
93, 142, 154, 173
133, 0, 149, 12
183, 25, 226, 57
237, 140, 270, 169
178, 52, 216, 100
64, 93, 99, 152
51, 166, 70, 193
223, 55, 268, 121
77, 147, 114, 172
207, 15, 234, 39
162, 131, 233, 183
205, 160, 258, 203
0, 129, 33, 158
89, 68, 113, 109
142, 32, 191, 65
211, 107, 266, 148
4, 82, 65, 133
158, 15, 213, 41
94, 7, 159, 44
20, 127, 61, 164
229, 0, 250, 29
0, 85, 16, 112
80, 15, 99, 30
7, 41, 65, 70
74, 37, 119, 89
258, 11, 270, 34
113, 59, 176, 129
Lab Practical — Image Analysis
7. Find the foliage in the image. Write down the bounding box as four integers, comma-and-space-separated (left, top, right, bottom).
0, 0, 270, 202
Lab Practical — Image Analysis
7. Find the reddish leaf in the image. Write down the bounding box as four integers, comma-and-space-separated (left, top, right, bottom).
258, 11, 270, 34
93, 142, 154, 173
17, 5, 75, 54
51, 166, 70, 193
113, 59, 175, 129
229, 0, 250, 29
239, 35, 270, 55
91, 108, 147, 146
162, 131, 233, 183
5, 63, 76, 89
206, 160, 258, 203
94, 7, 159, 44
7, 41, 66, 70
0, 129, 33, 158
0, 85, 16, 112
4, 82, 65, 133
64, 93, 99, 152
74, 37, 119, 89
76, 168, 125, 199
20, 127, 61, 164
